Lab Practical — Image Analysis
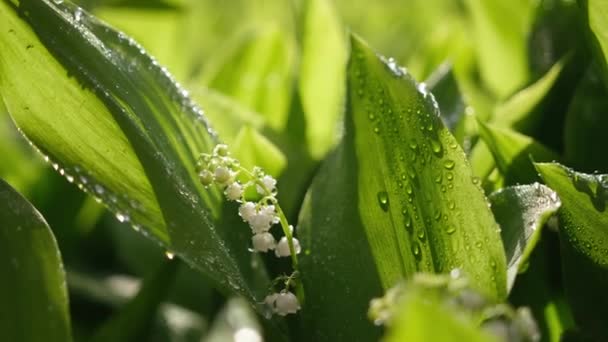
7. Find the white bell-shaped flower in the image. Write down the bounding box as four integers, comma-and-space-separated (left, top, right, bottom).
257, 175, 277, 195
214, 166, 232, 184
249, 212, 273, 234
252, 232, 276, 252
238, 202, 256, 222
225, 182, 243, 201
275, 237, 301, 257
274, 291, 300, 316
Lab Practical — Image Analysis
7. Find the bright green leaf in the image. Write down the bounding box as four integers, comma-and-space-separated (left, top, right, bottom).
462, 0, 535, 98
492, 58, 566, 131
198, 25, 296, 131
535, 162, 608, 341
489, 184, 561, 291
0, 178, 72, 342
297, 35, 507, 341
582, 0, 608, 87
232, 126, 287, 178
0, 0, 268, 305
299, 0, 347, 159
477, 121, 560, 185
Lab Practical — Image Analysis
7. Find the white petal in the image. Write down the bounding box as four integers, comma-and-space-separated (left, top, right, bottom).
238, 202, 256, 222
252, 233, 276, 252
275, 291, 300, 316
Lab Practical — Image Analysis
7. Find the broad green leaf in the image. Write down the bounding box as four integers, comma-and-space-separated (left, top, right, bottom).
383, 289, 496, 342
462, 0, 535, 98
0, 0, 268, 305
535, 162, 608, 340
232, 126, 287, 178
492, 58, 566, 131
477, 121, 560, 185
0, 178, 72, 342
90, 260, 178, 342
189, 87, 265, 145
489, 184, 561, 291
297, 35, 507, 341
564, 67, 608, 173
299, 0, 347, 159
582, 0, 608, 87
204, 298, 263, 342
198, 25, 296, 131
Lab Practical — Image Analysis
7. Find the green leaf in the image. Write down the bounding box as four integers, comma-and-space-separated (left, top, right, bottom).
383, 289, 497, 342
564, 67, 608, 173
298, 0, 347, 159
0, 178, 72, 342
462, 0, 535, 98
232, 126, 287, 178
535, 162, 608, 340
0, 0, 268, 304
582, 0, 608, 88
477, 121, 560, 185
489, 184, 561, 291
492, 58, 566, 131
198, 25, 296, 131
90, 260, 179, 342
297, 35, 507, 341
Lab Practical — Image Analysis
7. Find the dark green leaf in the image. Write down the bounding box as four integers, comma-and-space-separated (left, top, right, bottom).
489, 184, 561, 290
0, 0, 268, 305
297, 35, 507, 341
564, 67, 608, 173
535, 162, 608, 340
0, 178, 72, 342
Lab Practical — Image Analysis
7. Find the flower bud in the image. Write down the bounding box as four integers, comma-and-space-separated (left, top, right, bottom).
225, 183, 243, 201
238, 202, 256, 222
198, 170, 213, 186
213, 144, 229, 157
214, 166, 232, 184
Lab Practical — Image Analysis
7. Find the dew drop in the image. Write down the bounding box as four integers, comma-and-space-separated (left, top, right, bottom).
445, 226, 456, 235
430, 139, 442, 155
417, 229, 425, 241
377, 191, 389, 211
443, 160, 455, 170
165, 251, 175, 260
446, 172, 453, 181
411, 242, 421, 258
373, 126, 380, 134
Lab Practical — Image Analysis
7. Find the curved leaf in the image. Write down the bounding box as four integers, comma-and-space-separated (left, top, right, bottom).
0, 0, 267, 304
0, 178, 72, 342
299, 0, 347, 159
535, 162, 608, 340
477, 121, 560, 185
297, 35, 507, 341
489, 183, 561, 291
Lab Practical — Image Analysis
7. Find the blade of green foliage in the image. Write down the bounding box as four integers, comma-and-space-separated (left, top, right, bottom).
492, 58, 566, 131
462, 0, 535, 98
0, 0, 268, 305
489, 184, 561, 291
535, 162, 608, 340
0, 178, 72, 342
582, 0, 608, 87
232, 126, 287, 177
189, 87, 265, 144
296, 35, 507, 341
298, 0, 347, 159
565, 67, 608, 173
478, 121, 560, 185
90, 260, 178, 342
198, 25, 296, 131
383, 292, 496, 342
